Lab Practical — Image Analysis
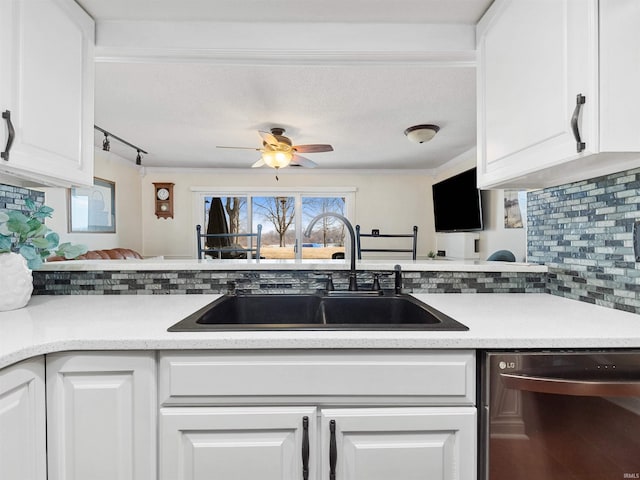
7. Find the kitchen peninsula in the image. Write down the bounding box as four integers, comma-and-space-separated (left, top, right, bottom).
3, 283, 639, 480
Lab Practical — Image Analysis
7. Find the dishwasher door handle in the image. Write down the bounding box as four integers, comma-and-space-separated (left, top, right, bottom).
500, 372, 640, 397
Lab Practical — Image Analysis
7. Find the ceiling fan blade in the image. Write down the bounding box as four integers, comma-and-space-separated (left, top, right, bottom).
290, 154, 317, 168
293, 144, 334, 153
216, 146, 261, 150
258, 131, 279, 147
251, 158, 266, 168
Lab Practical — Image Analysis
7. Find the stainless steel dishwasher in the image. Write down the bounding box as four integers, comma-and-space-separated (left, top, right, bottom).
480, 350, 640, 480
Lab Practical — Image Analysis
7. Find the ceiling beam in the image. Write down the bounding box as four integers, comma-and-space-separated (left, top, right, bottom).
95, 21, 476, 66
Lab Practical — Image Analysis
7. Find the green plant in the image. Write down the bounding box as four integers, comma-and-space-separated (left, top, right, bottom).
0, 199, 87, 270
427, 250, 437, 259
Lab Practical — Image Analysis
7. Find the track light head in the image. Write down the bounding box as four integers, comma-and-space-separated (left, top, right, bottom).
94, 126, 147, 165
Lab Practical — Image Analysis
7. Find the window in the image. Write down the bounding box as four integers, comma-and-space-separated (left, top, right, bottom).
252, 195, 296, 259
301, 196, 346, 260
69, 177, 116, 233
194, 188, 354, 260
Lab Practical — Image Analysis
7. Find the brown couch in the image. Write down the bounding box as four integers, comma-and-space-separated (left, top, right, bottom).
47, 248, 143, 261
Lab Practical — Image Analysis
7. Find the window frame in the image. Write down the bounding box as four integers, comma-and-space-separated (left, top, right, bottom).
191, 186, 356, 260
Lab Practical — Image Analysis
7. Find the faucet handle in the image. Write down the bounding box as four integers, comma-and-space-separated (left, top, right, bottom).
372, 273, 381, 291
314, 272, 335, 291
371, 272, 393, 291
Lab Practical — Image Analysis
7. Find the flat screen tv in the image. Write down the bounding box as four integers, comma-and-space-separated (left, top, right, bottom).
432, 168, 483, 232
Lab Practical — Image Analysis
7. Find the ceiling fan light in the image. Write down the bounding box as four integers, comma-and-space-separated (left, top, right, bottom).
404, 124, 440, 144
262, 150, 293, 169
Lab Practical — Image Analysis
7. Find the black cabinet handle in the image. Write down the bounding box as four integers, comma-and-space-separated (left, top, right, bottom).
571, 94, 586, 153
302, 416, 309, 480
329, 419, 337, 480
1, 110, 15, 161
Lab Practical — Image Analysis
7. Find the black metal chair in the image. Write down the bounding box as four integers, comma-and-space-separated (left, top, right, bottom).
355, 225, 418, 260
196, 224, 262, 259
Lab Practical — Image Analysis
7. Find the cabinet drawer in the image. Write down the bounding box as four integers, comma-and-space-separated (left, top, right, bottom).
159, 350, 475, 406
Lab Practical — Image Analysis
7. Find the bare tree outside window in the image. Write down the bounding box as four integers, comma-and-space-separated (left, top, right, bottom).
253, 196, 295, 248
302, 196, 346, 259
225, 197, 244, 234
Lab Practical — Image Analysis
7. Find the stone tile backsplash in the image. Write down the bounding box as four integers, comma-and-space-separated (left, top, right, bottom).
527, 167, 640, 313
32, 269, 546, 296
0, 183, 44, 211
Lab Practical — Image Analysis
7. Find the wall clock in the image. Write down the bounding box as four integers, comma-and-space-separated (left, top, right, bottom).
152, 182, 174, 219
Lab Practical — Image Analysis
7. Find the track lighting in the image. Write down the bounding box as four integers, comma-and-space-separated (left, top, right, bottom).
94, 125, 147, 165
102, 133, 110, 151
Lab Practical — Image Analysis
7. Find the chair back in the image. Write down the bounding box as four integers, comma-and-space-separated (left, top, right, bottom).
196, 224, 262, 259
355, 225, 418, 260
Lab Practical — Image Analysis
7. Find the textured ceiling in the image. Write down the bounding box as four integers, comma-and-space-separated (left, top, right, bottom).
80, 0, 492, 170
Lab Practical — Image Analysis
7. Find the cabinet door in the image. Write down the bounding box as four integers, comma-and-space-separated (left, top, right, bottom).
0, 357, 46, 480
320, 407, 476, 480
46, 351, 156, 480
160, 406, 316, 480
476, 0, 597, 188
0, 0, 94, 187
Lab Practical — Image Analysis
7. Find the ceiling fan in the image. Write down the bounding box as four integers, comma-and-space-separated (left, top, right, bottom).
217, 127, 334, 170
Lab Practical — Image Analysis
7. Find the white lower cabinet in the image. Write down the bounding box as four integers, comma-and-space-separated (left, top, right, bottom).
46, 351, 157, 480
0, 356, 46, 480
158, 350, 477, 480
322, 407, 476, 480
160, 406, 317, 480
160, 405, 475, 480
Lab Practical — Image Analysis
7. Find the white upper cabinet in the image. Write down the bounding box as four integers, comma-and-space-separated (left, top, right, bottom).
476, 0, 640, 189
0, 0, 94, 187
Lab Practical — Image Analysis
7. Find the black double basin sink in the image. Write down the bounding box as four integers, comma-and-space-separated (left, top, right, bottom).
168, 293, 468, 331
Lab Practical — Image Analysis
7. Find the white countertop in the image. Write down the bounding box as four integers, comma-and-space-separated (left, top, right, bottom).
38, 258, 548, 272
1, 293, 638, 369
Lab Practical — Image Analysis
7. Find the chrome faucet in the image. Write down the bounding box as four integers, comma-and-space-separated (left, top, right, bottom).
304, 212, 358, 291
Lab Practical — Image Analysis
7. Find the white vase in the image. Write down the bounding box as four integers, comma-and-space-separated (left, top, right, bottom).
0, 252, 34, 311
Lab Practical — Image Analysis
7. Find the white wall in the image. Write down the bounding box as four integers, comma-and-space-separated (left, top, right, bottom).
140, 169, 436, 259
39, 147, 526, 261
480, 189, 528, 261
43, 149, 143, 253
